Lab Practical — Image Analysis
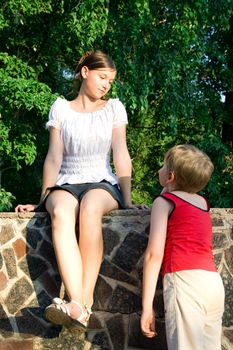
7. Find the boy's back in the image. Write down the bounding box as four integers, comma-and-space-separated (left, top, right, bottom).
160, 192, 216, 276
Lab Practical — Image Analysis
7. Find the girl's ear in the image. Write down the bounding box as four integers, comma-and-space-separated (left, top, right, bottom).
80, 66, 89, 79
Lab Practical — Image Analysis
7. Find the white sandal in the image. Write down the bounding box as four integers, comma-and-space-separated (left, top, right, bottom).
84, 303, 93, 324
44, 298, 90, 332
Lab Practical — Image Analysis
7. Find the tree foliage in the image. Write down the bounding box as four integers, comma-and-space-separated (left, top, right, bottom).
0, 0, 233, 210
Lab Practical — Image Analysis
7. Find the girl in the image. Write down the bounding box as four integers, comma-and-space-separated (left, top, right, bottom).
15, 50, 138, 332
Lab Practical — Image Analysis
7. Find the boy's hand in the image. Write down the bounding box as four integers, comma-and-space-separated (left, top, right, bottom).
141, 310, 157, 338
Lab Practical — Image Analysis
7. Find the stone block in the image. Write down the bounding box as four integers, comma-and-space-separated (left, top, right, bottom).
2, 248, 17, 279
24, 227, 43, 249
0, 340, 34, 350
91, 331, 112, 350
38, 239, 57, 269
16, 307, 48, 338
106, 313, 126, 350
223, 329, 233, 345
211, 216, 224, 227
214, 252, 223, 270
37, 272, 61, 298
87, 312, 103, 330
212, 232, 228, 250
154, 291, 165, 318
103, 227, 120, 256
225, 246, 233, 273
107, 285, 141, 314
0, 224, 15, 246
0, 252, 3, 269
100, 259, 138, 286
0, 304, 14, 338
19, 255, 49, 281
94, 276, 113, 310
0, 271, 8, 291
112, 231, 148, 273
5, 277, 34, 314
221, 265, 233, 327
33, 215, 51, 228
13, 238, 27, 260
38, 329, 94, 350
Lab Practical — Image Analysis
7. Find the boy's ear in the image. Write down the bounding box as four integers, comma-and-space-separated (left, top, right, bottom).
167, 171, 175, 183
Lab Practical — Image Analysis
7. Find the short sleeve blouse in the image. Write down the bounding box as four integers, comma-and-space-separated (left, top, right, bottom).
46, 97, 128, 186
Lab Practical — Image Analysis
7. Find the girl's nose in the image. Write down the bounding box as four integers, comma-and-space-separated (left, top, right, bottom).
103, 81, 110, 89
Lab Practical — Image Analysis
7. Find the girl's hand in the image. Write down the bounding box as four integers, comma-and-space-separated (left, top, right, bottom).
15, 204, 38, 212
141, 310, 157, 338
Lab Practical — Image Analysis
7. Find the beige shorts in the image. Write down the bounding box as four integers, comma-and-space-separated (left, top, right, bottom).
163, 270, 225, 350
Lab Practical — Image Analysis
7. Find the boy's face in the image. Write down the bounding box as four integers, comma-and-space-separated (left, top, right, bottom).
158, 163, 169, 187
159, 161, 176, 191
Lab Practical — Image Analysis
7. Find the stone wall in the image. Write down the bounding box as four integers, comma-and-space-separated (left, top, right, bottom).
0, 209, 232, 350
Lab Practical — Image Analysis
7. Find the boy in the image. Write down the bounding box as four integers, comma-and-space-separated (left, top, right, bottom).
141, 144, 225, 350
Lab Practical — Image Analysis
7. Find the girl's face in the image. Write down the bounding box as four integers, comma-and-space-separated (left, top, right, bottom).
81, 67, 116, 99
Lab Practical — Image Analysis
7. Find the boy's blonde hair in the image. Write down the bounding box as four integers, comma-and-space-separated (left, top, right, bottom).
164, 144, 214, 193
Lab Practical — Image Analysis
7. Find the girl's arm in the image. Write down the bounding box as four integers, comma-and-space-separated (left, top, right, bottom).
141, 197, 171, 337
112, 125, 132, 207
40, 127, 64, 200
15, 127, 63, 212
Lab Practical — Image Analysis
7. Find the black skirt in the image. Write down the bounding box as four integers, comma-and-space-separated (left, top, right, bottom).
35, 180, 125, 212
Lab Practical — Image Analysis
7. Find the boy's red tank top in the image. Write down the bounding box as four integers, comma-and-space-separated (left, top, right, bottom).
160, 192, 216, 277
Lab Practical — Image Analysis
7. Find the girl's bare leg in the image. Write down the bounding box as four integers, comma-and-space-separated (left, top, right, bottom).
46, 190, 82, 318
79, 189, 118, 308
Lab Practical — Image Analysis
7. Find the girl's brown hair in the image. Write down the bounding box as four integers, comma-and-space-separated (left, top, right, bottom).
74, 50, 116, 80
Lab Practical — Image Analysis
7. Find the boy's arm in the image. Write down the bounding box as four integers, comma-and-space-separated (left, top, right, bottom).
141, 196, 171, 337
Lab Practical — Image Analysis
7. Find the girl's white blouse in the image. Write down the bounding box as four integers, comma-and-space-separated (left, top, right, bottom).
46, 97, 128, 186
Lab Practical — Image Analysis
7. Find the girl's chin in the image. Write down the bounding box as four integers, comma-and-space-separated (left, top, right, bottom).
90, 92, 105, 100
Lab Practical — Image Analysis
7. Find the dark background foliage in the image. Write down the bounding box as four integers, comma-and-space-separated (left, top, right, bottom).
0, 0, 233, 210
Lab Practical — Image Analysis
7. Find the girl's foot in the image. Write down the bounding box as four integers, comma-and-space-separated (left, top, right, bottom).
44, 298, 92, 332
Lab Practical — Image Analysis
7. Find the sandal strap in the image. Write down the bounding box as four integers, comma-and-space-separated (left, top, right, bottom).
46, 298, 70, 316
46, 299, 90, 327
58, 303, 70, 316
52, 297, 68, 305
70, 300, 92, 326
84, 303, 93, 320
70, 300, 84, 311
70, 300, 88, 325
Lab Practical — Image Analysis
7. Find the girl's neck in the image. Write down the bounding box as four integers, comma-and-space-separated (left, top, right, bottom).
70, 94, 107, 113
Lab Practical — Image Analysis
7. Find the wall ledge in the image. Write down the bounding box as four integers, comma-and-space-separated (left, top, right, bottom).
0, 208, 232, 350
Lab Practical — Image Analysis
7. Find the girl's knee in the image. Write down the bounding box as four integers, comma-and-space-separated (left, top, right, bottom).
80, 200, 102, 219
49, 205, 64, 220
79, 201, 103, 240
49, 205, 76, 224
